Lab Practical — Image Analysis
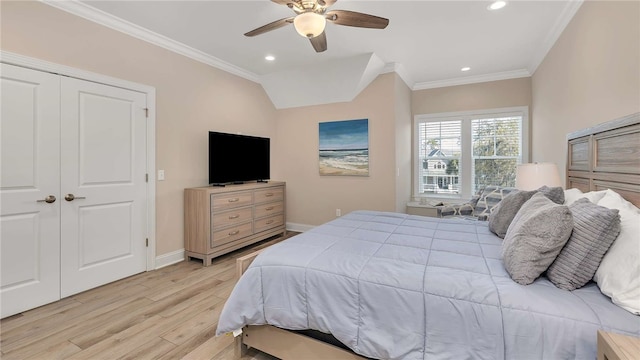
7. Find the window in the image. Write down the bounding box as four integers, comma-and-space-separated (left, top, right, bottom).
414, 107, 529, 200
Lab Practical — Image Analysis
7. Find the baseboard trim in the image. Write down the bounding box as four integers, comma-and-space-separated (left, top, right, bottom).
155, 249, 185, 269
286, 222, 315, 233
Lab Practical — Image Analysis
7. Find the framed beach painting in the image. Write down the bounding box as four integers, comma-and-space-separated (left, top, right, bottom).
319, 119, 369, 176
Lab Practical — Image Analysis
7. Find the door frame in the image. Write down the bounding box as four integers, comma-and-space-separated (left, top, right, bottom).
1, 50, 158, 270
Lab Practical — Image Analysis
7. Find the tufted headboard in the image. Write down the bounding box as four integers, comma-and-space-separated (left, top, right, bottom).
566, 112, 640, 207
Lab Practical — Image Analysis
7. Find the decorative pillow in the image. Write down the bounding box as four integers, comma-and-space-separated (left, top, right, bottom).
473, 186, 517, 220
502, 192, 573, 285
593, 189, 640, 314
489, 186, 565, 238
547, 198, 620, 290
563, 188, 608, 206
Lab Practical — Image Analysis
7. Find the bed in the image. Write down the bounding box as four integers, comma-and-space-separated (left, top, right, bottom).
216, 113, 640, 359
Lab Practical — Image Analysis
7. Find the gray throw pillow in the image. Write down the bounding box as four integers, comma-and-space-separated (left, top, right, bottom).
547, 198, 621, 291
489, 186, 565, 238
502, 192, 573, 285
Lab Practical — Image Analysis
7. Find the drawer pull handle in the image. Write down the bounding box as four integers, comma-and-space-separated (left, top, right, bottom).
228, 198, 240, 203
228, 230, 240, 236
265, 193, 274, 197
265, 206, 274, 211
266, 220, 274, 225
228, 214, 240, 219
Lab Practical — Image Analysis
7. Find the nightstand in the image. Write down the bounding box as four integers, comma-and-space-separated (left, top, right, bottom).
597, 330, 640, 360
406, 201, 442, 218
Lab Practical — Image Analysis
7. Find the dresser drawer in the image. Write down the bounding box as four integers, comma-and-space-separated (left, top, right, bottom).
211, 191, 253, 211
211, 222, 253, 248
212, 207, 253, 231
254, 187, 284, 204
254, 201, 284, 219
254, 214, 284, 233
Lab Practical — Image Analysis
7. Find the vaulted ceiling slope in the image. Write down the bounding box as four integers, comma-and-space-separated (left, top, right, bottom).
45, 1, 583, 109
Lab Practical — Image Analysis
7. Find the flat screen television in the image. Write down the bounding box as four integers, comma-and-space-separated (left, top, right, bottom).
208, 131, 270, 185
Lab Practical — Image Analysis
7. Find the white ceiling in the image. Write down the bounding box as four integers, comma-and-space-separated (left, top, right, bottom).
47, 0, 582, 104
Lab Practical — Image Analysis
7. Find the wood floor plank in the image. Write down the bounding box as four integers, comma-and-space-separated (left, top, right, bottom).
116, 337, 176, 360
0, 287, 149, 353
156, 324, 219, 360
0, 297, 83, 333
160, 298, 225, 345
70, 285, 225, 350
65, 315, 168, 360
145, 269, 224, 302
0, 234, 295, 360
180, 330, 234, 360
24, 340, 82, 360
1, 296, 153, 359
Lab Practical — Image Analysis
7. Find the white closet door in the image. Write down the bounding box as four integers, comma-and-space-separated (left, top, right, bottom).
60, 77, 147, 297
0, 64, 61, 318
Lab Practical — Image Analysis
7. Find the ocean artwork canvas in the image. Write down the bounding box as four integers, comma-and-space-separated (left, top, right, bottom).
319, 119, 369, 176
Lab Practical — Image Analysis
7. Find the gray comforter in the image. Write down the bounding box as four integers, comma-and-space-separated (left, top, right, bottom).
216, 211, 640, 359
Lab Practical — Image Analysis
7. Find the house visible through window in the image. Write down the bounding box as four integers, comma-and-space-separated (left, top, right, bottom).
414, 107, 529, 200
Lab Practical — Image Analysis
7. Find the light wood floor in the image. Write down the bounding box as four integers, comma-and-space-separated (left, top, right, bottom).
0, 234, 297, 360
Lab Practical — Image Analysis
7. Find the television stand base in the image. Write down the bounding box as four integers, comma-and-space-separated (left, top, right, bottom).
211, 183, 226, 187
257, 180, 269, 183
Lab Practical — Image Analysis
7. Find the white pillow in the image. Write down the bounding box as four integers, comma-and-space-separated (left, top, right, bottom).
594, 189, 640, 314
563, 188, 608, 206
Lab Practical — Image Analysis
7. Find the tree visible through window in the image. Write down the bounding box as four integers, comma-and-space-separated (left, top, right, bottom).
414, 108, 528, 200
472, 117, 521, 193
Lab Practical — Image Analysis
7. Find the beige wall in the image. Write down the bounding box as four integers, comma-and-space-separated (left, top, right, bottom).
532, 0, 640, 182
412, 77, 533, 117
1, 1, 278, 256
274, 73, 398, 226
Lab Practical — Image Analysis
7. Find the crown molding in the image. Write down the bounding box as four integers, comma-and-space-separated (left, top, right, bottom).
40, 0, 260, 83
412, 69, 531, 90
528, 0, 583, 74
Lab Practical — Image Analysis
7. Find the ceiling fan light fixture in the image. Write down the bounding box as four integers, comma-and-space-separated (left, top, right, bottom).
293, 12, 326, 38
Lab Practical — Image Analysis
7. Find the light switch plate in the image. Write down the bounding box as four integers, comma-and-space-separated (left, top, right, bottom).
158, 170, 165, 181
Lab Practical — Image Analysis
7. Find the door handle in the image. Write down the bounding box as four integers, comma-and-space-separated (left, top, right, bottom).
64, 194, 86, 201
36, 195, 57, 203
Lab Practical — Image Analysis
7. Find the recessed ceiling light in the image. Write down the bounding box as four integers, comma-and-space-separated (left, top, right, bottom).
461, 67, 471, 72
488, 1, 507, 10
265, 55, 275, 61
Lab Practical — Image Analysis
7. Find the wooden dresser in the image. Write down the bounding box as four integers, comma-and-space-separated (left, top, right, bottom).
184, 181, 286, 266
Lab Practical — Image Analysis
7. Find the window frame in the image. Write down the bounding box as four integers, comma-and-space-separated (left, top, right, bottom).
413, 106, 529, 201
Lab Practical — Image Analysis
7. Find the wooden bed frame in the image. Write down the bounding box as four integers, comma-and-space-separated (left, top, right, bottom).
232, 112, 640, 360
567, 112, 640, 207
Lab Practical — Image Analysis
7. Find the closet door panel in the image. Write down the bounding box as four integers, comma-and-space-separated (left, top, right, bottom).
0, 64, 61, 318
60, 77, 147, 297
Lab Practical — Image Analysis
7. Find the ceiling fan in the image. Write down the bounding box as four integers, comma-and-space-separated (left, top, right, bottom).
244, 0, 389, 53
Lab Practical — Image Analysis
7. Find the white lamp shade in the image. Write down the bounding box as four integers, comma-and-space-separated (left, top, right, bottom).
294, 12, 326, 38
515, 163, 562, 190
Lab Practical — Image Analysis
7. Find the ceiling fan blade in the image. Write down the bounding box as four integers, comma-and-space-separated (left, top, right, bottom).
270, 0, 293, 5
310, 31, 327, 52
326, 10, 389, 29
244, 17, 294, 37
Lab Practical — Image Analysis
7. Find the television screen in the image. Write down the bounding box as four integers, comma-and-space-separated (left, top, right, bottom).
208, 132, 270, 185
